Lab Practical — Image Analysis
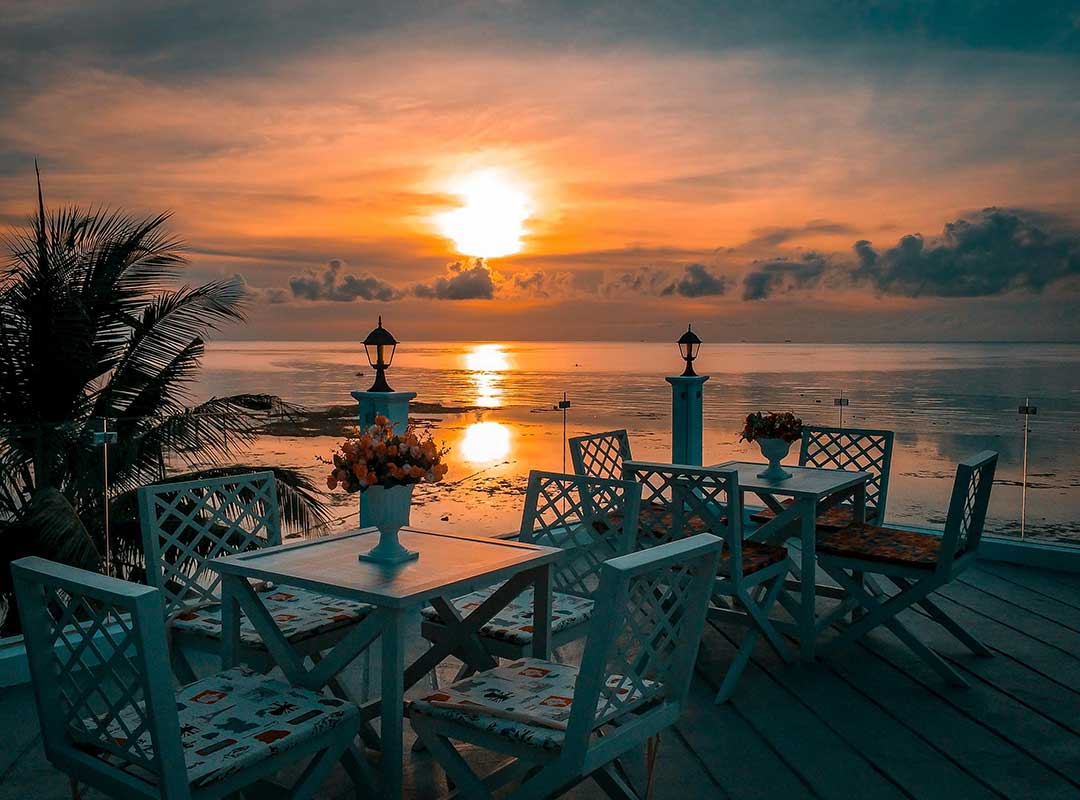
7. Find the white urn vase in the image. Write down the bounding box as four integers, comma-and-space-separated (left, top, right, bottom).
358, 484, 419, 564
757, 438, 793, 481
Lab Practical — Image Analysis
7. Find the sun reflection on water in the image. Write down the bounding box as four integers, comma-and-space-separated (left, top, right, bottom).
464, 344, 509, 408
460, 421, 512, 463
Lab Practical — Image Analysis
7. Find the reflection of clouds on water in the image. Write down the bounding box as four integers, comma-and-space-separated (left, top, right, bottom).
461, 421, 512, 463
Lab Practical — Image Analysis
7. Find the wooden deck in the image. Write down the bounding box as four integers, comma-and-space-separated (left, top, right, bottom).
2, 556, 1079, 799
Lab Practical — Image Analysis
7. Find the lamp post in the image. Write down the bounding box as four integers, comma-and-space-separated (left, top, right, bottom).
666, 324, 709, 465
677, 324, 702, 377
363, 316, 398, 393
352, 317, 415, 435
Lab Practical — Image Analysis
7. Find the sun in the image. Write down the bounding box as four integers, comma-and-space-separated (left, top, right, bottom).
435, 169, 531, 258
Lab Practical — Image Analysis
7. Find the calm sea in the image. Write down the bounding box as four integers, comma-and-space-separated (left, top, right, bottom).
196, 341, 1080, 545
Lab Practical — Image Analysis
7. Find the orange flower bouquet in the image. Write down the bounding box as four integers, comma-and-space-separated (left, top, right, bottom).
324, 415, 448, 493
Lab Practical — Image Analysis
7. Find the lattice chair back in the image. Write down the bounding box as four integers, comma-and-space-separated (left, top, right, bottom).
623, 461, 744, 567
568, 429, 632, 481
939, 450, 998, 569
561, 535, 722, 756
518, 471, 642, 598
139, 472, 281, 618
800, 425, 895, 521
12, 557, 189, 798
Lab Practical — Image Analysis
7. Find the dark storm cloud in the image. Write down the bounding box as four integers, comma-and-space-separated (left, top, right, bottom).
853, 208, 1080, 297
603, 268, 674, 297
743, 253, 831, 300
742, 219, 859, 250
412, 261, 495, 301
288, 259, 402, 302
662, 263, 730, 298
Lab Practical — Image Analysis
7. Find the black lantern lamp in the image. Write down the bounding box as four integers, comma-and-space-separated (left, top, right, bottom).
677, 324, 702, 377
363, 316, 398, 392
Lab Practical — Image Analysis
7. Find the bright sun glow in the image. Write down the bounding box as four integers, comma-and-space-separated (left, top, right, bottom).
460, 421, 511, 463
436, 170, 530, 258
464, 344, 509, 407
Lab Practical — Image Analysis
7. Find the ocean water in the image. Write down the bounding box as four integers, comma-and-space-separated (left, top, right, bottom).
196, 341, 1080, 545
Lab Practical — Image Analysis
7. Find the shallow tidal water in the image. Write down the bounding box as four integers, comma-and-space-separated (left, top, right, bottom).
196, 341, 1080, 545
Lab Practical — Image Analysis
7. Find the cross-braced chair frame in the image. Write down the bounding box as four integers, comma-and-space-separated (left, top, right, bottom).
569, 430, 632, 482
750, 425, 895, 531
818, 451, 999, 686
139, 472, 371, 698
623, 460, 793, 702
410, 534, 723, 800
421, 470, 642, 668
11, 557, 356, 800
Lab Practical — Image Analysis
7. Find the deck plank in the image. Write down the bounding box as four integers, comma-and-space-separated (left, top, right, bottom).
704, 621, 996, 800
957, 569, 1080, 633
696, 627, 908, 800
849, 609, 1080, 789
974, 561, 1080, 611
828, 631, 1079, 799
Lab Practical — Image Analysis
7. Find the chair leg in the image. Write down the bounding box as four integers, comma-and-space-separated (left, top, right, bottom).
883, 615, 970, 687
740, 575, 793, 664
413, 720, 492, 800
289, 729, 356, 800
823, 567, 969, 687
171, 646, 198, 684
899, 582, 993, 657
592, 762, 641, 800
713, 625, 759, 704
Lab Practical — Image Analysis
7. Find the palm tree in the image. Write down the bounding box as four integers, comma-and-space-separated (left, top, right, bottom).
0, 169, 328, 633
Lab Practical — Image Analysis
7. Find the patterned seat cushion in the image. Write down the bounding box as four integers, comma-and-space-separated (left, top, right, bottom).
82, 666, 357, 788
720, 540, 788, 576
420, 585, 594, 645
749, 500, 879, 531
410, 657, 652, 751
170, 585, 372, 647
816, 523, 941, 569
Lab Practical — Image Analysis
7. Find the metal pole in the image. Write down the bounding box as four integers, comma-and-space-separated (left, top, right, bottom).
1021, 397, 1029, 540
102, 419, 111, 577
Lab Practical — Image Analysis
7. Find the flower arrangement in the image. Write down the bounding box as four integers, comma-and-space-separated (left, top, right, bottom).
323, 415, 448, 492
739, 411, 803, 444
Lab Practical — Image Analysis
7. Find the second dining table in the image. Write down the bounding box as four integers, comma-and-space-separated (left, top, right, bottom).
210, 525, 560, 799
710, 460, 870, 659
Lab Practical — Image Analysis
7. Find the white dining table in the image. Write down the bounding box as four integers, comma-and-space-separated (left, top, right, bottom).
210, 526, 560, 799
710, 460, 870, 659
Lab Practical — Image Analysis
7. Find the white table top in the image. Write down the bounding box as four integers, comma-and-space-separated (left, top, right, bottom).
210, 526, 560, 609
709, 460, 870, 499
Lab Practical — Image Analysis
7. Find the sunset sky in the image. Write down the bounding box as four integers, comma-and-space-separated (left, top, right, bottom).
1, 1, 1078, 341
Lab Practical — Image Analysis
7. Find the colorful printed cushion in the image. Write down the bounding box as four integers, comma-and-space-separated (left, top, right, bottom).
169, 585, 372, 647
421, 586, 594, 645
410, 657, 654, 751
816, 523, 941, 569
750, 500, 879, 531
720, 540, 789, 576
82, 666, 358, 788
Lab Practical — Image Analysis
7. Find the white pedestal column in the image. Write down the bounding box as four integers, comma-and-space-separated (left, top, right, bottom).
667, 375, 708, 466
351, 390, 416, 528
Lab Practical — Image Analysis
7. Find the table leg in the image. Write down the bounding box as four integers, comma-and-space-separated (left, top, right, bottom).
853, 482, 867, 525
380, 607, 407, 800
798, 498, 818, 661
220, 574, 242, 669
531, 564, 553, 660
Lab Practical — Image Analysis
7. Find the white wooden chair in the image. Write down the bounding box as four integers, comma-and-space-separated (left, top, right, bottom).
817, 451, 998, 686
569, 430, 632, 481
624, 461, 792, 702
11, 556, 358, 800
138, 472, 372, 697
750, 425, 895, 531
409, 534, 723, 800
420, 470, 642, 676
